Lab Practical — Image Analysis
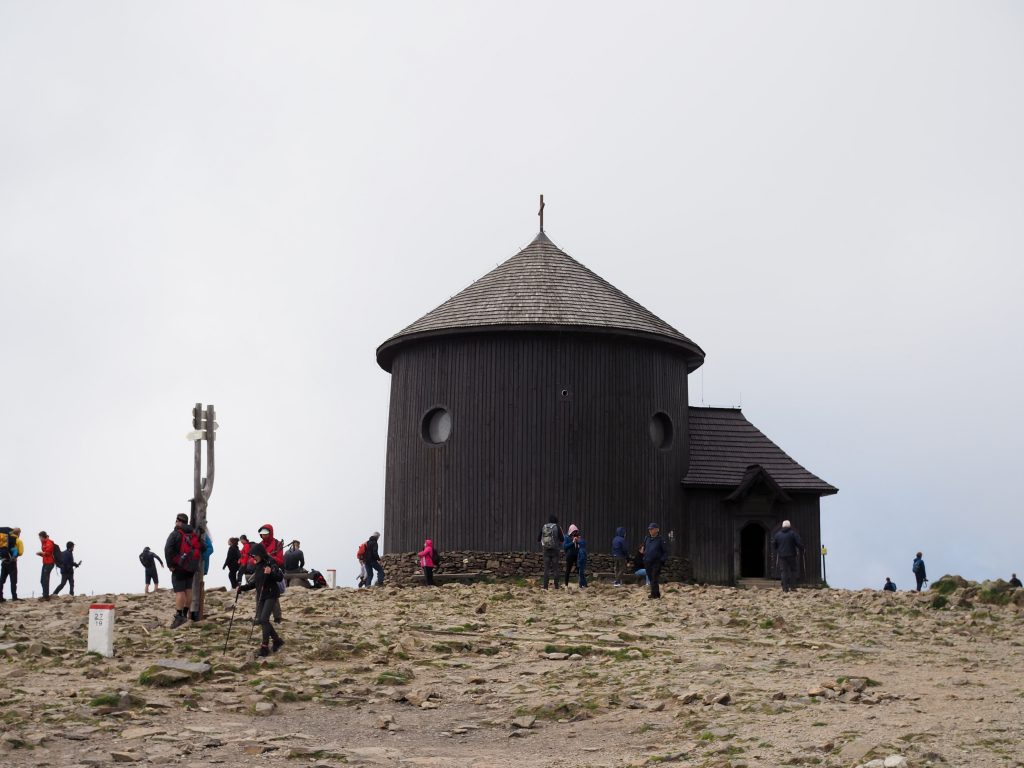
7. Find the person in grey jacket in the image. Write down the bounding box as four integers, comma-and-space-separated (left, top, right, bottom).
772, 520, 804, 592
642, 523, 669, 599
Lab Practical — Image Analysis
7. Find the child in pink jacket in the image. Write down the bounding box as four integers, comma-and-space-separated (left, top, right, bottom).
417, 539, 436, 586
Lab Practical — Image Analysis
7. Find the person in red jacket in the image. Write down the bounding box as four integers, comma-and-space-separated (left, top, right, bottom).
36, 531, 56, 600
237, 534, 252, 575
257, 524, 284, 623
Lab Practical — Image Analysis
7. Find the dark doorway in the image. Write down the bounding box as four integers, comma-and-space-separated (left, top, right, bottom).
740, 522, 767, 578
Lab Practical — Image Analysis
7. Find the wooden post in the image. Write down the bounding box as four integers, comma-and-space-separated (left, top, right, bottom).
189, 403, 216, 620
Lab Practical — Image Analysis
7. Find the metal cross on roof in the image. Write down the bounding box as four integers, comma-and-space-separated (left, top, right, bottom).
538, 194, 545, 233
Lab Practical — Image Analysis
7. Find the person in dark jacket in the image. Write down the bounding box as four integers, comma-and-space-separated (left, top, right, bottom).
236, 543, 284, 657
642, 523, 669, 598
912, 552, 927, 592
883, 577, 896, 592
223, 538, 240, 589
165, 513, 198, 628
563, 524, 580, 586
140, 546, 164, 593
364, 532, 384, 586
772, 520, 804, 592
611, 527, 629, 586
284, 540, 305, 572
537, 515, 564, 589
576, 532, 588, 588
1009, 573, 1022, 589
52, 542, 81, 596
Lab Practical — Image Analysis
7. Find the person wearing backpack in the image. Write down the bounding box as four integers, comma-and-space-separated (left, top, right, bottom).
139, 546, 165, 593
563, 524, 580, 587
912, 551, 928, 592
417, 538, 437, 586
611, 527, 629, 586
36, 531, 56, 601
537, 515, 564, 589
258, 524, 285, 568
223, 538, 240, 589
236, 543, 285, 657
364, 532, 384, 586
356, 540, 368, 587
164, 512, 201, 628
0, 527, 23, 601
52, 542, 81, 597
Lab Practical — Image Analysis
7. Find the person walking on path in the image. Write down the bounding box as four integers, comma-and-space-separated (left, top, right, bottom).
563, 524, 580, 587
0, 527, 24, 601
912, 552, 928, 592
538, 515, 564, 589
364, 532, 385, 586
52, 542, 81, 597
611, 527, 629, 586
164, 512, 201, 628
37, 531, 56, 601
883, 577, 897, 592
139, 546, 164, 593
236, 543, 285, 657
642, 523, 669, 598
284, 540, 305, 572
417, 538, 437, 586
258, 524, 285, 567
1009, 573, 1023, 588
576, 532, 588, 588
223, 538, 240, 589
772, 520, 804, 593
238, 534, 253, 576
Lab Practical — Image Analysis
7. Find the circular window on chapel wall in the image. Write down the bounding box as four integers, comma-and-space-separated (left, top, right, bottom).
421, 407, 452, 445
649, 412, 673, 449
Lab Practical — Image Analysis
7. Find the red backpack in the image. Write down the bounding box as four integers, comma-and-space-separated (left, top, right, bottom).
175, 529, 201, 573
356, 542, 367, 560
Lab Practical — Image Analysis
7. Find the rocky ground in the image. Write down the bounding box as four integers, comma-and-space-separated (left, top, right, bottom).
1, 578, 1022, 768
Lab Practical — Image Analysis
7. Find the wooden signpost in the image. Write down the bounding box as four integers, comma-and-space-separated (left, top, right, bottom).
188, 403, 216, 620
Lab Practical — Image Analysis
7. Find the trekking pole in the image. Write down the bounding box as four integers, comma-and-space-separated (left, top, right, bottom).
223, 589, 240, 654
247, 583, 262, 645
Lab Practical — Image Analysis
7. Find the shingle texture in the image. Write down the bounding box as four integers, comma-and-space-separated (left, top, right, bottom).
685, 407, 838, 495
377, 232, 704, 371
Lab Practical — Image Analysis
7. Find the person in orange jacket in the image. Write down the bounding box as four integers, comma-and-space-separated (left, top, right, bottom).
37, 531, 56, 600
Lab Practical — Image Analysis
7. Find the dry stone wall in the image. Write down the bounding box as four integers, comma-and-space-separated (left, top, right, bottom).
379, 551, 691, 586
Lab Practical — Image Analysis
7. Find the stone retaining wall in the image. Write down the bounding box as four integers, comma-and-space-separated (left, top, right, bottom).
378, 551, 692, 586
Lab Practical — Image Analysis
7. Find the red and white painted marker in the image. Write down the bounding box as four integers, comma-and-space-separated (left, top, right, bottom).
88, 603, 115, 657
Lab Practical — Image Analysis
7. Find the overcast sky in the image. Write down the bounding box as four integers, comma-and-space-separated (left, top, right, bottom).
1, 2, 1021, 597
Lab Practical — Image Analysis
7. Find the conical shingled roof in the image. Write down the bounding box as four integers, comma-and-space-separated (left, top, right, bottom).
376, 232, 705, 372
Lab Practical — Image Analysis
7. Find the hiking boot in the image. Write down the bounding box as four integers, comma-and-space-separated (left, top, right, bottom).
258, 645, 270, 657
169, 614, 186, 628
271, 638, 285, 653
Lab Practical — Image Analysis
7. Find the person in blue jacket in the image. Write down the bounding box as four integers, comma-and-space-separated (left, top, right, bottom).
642, 523, 669, 599
883, 577, 896, 592
200, 527, 214, 576
611, 527, 629, 586
576, 532, 588, 588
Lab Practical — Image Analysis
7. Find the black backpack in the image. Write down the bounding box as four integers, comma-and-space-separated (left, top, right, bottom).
432, 548, 442, 572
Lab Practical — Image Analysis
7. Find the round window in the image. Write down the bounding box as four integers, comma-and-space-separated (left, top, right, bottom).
422, 407, 452, 445
649, 412, 673, 449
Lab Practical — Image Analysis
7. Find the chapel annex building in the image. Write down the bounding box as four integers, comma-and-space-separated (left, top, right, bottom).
375, 227, 837, 585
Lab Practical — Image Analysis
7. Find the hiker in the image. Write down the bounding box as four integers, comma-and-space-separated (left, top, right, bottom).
1010, 573, 1022, 588
417, 538, 437, 586
356, 540, 369, 587
563, 524, 580, 586
611, 526, 629, 586
200, 527, 214, 576
537, 515, 564, 589
0, 527, 23, 601
642, 523, 669, 599
238, 534, 253, 575
164, 512, 201, 628
631, 547, 649, 586
223, 537, 240, 589
883, 577, 897, 592
258, 524, 285, 568
37, 531, 56, 601
772, 520, 804, 593
307, 569, 328, 588
52, 542, 81, 597
139, 546, 164, 593
236, 542, 285, 657
284, 540, 305, 572
364, 532, 384, 586
912, 552, 928, 592
576, 531, 588, 588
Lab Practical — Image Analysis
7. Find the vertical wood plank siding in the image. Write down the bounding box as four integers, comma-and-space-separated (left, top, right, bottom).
384, 332, 690, 555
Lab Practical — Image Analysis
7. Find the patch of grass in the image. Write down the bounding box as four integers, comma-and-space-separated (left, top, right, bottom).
930, 595, 949, 610
543, 644, 593, 656
759, 618, 775, 629
89, 693, 120, 707
375, 670, 412, 686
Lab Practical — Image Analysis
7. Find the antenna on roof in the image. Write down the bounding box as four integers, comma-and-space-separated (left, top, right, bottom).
538, 194, 545, 233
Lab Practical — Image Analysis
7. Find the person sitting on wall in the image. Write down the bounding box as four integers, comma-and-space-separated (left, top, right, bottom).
883, 577, 897, 592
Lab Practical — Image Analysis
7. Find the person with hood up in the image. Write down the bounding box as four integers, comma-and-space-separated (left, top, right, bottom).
537, 515, 564, 589
611, 527, 629, 586
417, 538, 437, 586
236, 542, 285, 657
563, 524, 580, 587
364, 532, 384, 586
642, 523, 669, 599
772, 520, 804, 593
912, 552, 927, 592
52, 541, 81, 597
258, 524, 285, 567
223, 537, 240, 589
200, 527, 214, 576
575, 531, 588, 588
